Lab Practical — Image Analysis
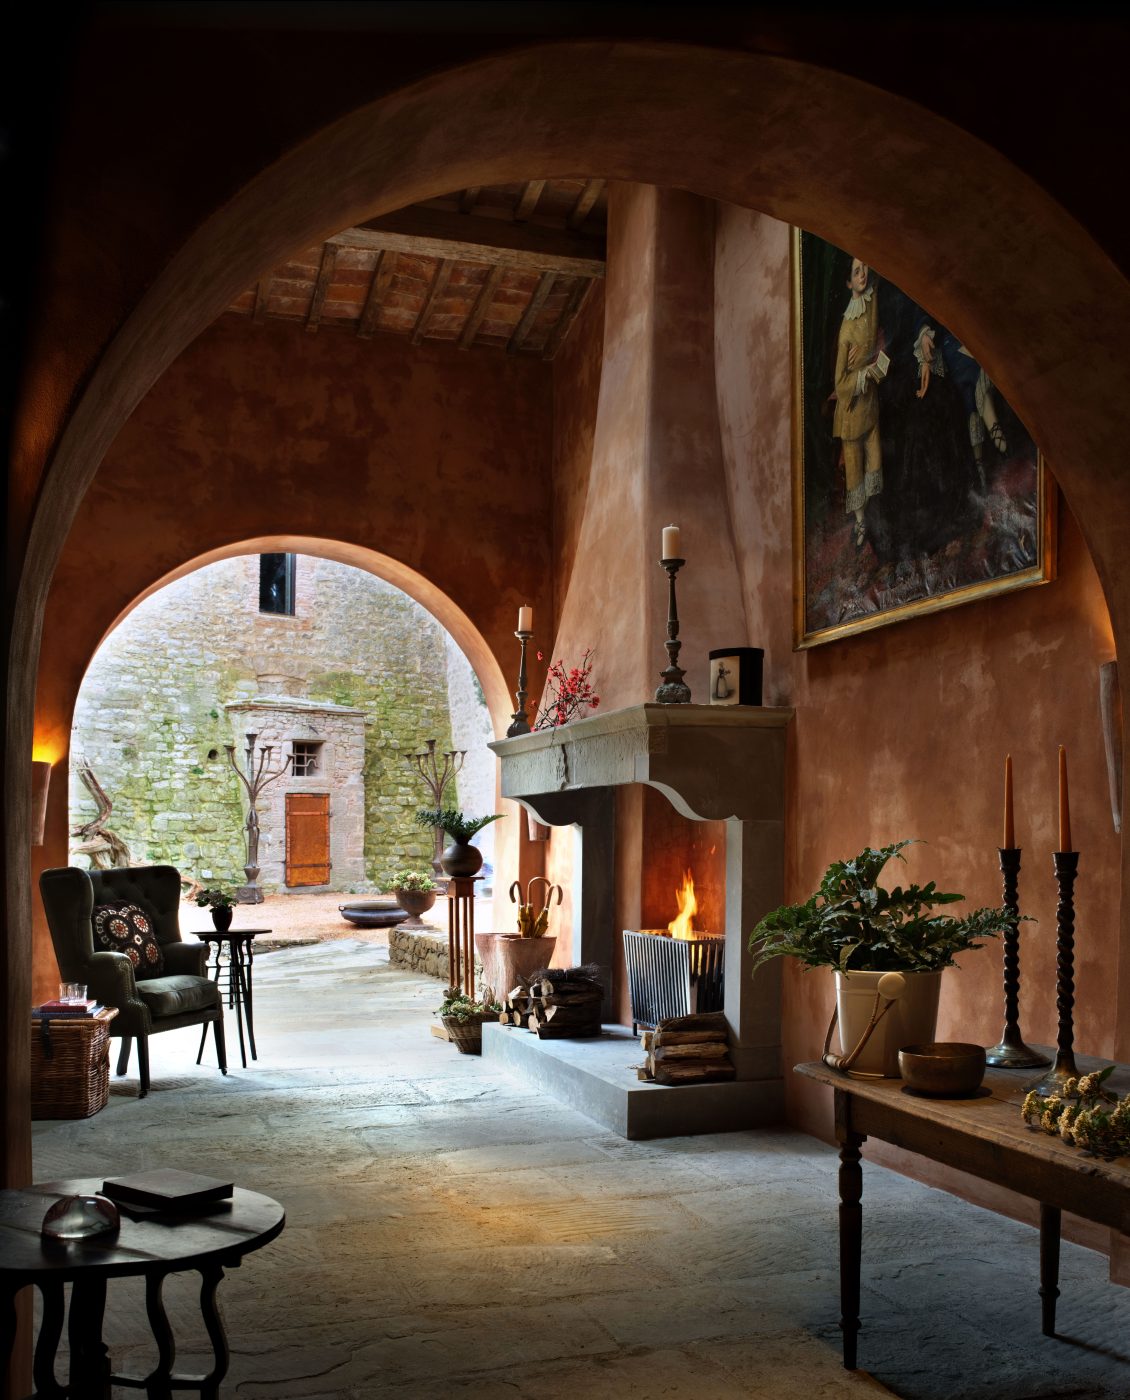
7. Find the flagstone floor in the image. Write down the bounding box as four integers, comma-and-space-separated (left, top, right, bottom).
30, 940, 1130, 1399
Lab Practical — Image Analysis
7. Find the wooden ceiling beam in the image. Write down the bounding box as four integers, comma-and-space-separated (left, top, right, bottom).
356, 250, 395, 340
333, 207, 604, 279
542, 278, 593, 360
568, 179, 605, 230
459, 264, 505, 350
252, 279, 271, 323
513, 180, 546, 223
306, 245, 338, 332
508, 272, 557, 355
459, 186, 481, 214
410, 259, 455, 345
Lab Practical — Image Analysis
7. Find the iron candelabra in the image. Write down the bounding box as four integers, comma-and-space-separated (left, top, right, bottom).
655, 557, 691, 704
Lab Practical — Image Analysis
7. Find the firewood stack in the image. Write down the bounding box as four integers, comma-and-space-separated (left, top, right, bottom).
637, 1010, 736, 1085
499, 964, 603, 1039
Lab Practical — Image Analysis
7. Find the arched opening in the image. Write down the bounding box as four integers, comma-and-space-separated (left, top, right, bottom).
69, 546, 504, 903
9, 42, 1130, 1244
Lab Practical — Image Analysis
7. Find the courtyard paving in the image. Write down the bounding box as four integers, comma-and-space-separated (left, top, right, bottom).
30, 938, 1130, 1399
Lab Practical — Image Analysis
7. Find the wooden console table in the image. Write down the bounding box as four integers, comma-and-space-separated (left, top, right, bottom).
795, 1058, 1130, 1370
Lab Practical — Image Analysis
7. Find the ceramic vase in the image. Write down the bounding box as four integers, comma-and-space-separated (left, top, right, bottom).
441, 840, 483, 878
211, 906, 234, 933
834, 968, 943, 1077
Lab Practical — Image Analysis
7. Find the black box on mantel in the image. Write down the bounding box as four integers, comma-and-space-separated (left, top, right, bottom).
708, 648, 764, 706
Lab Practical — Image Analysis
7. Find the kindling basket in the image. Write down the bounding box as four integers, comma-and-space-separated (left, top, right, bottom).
31, 1008, 118, 1119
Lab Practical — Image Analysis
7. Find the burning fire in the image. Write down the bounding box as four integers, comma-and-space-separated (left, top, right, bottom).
667, 870, 698, 941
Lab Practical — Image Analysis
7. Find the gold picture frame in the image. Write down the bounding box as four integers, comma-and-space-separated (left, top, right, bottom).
791, 228, 1055, 649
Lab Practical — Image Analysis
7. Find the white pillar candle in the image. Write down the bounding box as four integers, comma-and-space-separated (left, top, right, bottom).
517, 605, 533, 632
662, 524, 681, 558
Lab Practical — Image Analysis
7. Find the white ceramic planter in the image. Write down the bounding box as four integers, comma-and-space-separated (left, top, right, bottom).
834, 968, 943, 1077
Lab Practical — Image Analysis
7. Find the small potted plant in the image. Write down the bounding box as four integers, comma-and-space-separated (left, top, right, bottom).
750, 841, 1015, 1076
415, 808, 503, 878
437, 985, 502, 1055
195, 887, 238, 932
379, 868, 439, 926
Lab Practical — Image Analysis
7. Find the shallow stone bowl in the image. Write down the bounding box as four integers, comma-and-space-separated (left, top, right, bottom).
898, 1042, 986, 1097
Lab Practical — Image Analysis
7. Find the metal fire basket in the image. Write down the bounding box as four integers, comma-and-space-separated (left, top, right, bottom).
623, 929, 725, 1034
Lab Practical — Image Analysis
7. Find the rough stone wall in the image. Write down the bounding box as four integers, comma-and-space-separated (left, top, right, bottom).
72, 555, 485, 892
388, 927, 482, 985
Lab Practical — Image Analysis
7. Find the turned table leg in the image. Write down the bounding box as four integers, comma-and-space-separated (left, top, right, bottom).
1040, 1203, 1062, 1337
835, 1089, 866, 1371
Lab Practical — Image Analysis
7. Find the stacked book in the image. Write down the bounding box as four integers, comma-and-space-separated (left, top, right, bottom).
33, 998, 104, 1018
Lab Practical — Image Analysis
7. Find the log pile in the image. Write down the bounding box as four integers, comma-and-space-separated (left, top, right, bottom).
637, 1010, 736, 1085
499, 964, 603, 1039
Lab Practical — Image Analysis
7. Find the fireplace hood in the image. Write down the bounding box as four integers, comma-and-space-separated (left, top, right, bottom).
490, 703, 793, 1080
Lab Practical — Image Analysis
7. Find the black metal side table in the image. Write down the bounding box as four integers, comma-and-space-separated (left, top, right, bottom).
193, 929, 268, 1070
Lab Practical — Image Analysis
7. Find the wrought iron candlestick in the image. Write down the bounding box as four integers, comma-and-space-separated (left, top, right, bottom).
655, 557, 691, 704
507, 629, 533, 736
985, 847, 1050, 1068
1027, 850, 1081, 1096
406, 739, 465, 876
225, 732, 293, 904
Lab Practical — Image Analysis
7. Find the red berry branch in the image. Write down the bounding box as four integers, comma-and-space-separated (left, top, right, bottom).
533, 648, 600, 729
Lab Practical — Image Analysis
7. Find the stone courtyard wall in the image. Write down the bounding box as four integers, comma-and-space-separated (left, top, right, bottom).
72, 555, 486, 892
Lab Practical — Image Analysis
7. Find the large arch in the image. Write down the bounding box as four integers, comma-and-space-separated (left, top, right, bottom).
9, 41, 1130, 1188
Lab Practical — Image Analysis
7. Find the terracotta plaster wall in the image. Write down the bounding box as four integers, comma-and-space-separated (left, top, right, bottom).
714, 202, 1121, 1201
32, 315, 554, 1000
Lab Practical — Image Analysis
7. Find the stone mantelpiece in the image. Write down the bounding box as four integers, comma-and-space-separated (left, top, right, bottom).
489, 703, 793, 1083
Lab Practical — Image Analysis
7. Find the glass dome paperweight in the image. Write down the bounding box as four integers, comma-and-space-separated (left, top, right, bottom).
41, 1193, 120, 1241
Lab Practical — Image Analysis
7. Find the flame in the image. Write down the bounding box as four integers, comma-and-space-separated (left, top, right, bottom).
667, 869, 698, 941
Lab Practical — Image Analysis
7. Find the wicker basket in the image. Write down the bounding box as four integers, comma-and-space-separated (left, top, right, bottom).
31, 1008, 118, 1119
441, 1012, 494, 1055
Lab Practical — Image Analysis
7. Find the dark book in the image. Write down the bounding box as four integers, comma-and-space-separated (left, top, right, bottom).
33, 1001, 102, 1017
101, 1169, 234, 1211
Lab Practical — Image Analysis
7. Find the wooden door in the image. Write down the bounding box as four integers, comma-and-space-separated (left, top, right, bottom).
285, 793, 331, 886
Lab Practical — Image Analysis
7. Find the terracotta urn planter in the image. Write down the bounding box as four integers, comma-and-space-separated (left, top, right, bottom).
395, 888, 438, 927
834, 969, 943, 1077
474, 932, 557, 999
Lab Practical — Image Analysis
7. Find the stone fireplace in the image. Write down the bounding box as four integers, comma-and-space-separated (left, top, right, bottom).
486, 702, 791, 1136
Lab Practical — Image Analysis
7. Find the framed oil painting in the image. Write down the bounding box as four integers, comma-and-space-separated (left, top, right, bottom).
792, 228, 1055, 649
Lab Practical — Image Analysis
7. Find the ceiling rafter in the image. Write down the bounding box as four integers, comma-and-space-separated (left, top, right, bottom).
306, 245, 339, 332
568, 179, 605, 230
410, 258, 455, 345
356, 249, 396, 340
459, 264, 505, 350
513, 180, 546, 223
508, 272, 557, 355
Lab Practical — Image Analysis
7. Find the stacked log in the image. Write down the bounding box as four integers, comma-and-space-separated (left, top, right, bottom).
499, 964, 603, 1039
637, 1010, 736, 1085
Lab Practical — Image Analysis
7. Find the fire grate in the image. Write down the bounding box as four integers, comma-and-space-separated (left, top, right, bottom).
622, 929, 725, 1034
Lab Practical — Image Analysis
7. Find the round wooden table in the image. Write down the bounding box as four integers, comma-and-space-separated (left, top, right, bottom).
0, 1178, 284, 1398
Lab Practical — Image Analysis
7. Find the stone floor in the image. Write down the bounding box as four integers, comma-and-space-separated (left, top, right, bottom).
31, 940, 1130, 1399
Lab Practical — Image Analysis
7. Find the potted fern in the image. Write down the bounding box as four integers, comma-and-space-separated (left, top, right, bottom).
415, 808, 503, 878
750, 841, 1014, 1076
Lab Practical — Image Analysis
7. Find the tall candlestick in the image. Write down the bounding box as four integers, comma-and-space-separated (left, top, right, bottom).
517, 605, 533, 633
1058, 745, 1072, 852
662, 524, 681, 560
1003, 753, 1015, 849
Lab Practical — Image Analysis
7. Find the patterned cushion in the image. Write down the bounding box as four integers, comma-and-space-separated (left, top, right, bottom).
92, 901, 165, 978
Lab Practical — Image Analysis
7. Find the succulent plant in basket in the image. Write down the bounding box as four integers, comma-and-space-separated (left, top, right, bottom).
436, 986, 502, 1055
749, 841, 1018, 1077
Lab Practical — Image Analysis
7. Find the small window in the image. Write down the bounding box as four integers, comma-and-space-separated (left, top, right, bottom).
259, 554, 296, 615
291, 742, 323, 777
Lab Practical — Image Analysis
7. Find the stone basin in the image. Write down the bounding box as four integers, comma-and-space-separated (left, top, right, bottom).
338, 901, 408, 928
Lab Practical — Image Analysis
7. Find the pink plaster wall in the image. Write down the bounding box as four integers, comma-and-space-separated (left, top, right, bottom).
714, 203, 1121, 1244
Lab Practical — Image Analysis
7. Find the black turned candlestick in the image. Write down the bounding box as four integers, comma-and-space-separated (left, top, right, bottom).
655, 557, 691, 704
985, 848, 1050, 1068
506, 629, 533, 737
1026, 850, 1081, 1096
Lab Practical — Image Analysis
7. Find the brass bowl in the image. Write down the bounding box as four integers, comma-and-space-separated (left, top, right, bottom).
898, 1042, 987, 1097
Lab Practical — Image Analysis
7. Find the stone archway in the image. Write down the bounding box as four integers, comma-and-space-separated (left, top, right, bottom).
9, 40, 1130, 1188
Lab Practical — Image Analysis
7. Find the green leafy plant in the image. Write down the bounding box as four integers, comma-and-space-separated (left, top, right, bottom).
1023, 1067, 1130, 1160
749, 840, 1016, 974
380, 868, 438, 894
436, 986, 502, 1022
415, 808, 503, 843
195, 887, 237, 911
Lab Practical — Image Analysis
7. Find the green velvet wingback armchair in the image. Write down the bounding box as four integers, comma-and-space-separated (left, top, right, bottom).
39, 865, 227, 1098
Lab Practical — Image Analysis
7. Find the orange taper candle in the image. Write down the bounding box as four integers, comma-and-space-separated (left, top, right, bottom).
1003, 754, 1015, 849
1058, 745, 1072, 852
